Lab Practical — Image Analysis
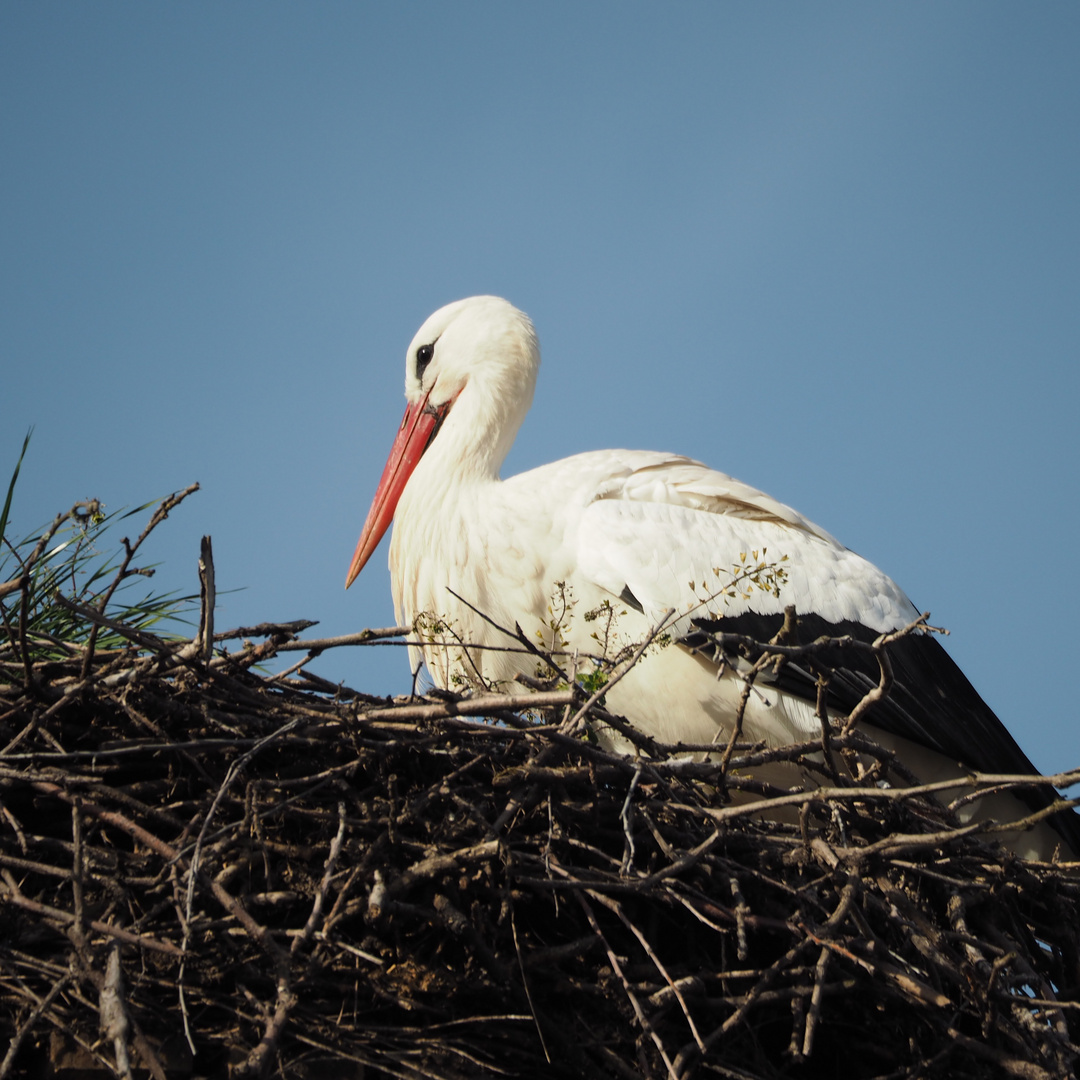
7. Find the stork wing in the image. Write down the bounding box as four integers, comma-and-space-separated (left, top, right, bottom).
575, 457, 916, 637
573, 457, 1080, 852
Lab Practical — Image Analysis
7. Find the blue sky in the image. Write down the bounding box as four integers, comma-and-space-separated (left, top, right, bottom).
3, 4, 1078, 774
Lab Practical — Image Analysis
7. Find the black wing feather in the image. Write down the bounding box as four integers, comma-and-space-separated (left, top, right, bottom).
681, 611, 1080, 854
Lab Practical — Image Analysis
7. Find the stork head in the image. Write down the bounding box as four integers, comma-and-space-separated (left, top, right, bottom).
346, 296, 540, 587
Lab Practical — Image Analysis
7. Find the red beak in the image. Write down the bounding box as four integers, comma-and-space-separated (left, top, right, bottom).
345, 391, 452, 588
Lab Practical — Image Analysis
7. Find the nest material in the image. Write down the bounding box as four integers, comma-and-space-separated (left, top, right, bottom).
1, 608, 1079, 1080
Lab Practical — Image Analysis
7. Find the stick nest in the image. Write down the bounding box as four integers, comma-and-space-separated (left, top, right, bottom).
1, 496, 1079, 1079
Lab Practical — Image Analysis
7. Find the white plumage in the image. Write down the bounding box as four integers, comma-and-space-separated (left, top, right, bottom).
347, 296, 1077, 859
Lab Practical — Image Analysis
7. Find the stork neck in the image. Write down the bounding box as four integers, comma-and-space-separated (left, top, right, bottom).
422, 376, 529, 486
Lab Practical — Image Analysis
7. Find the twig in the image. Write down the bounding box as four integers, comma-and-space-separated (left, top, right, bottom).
561, 609, 676, 735
589, 888, 707, 1054
272, 626, 411, 650
447, 586, 574, 685
619, 765, 642, 874
357, 689, 578, 723
572, 886, 680, 1080
840, 615, 915, 735
729, 875, 749, 962
0, 962, 75, 1080
197, 535, 215, 663
0, 867, 182, 958
292, 801, 347, 957
98, 947, 132, 1080
510, 900, 551, 1064
80, 484, 200, 678
69, 802, 88, 960
801, 945, 831, 1058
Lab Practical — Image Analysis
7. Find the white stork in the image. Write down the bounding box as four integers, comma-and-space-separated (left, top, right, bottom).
346, 295, 1078, 859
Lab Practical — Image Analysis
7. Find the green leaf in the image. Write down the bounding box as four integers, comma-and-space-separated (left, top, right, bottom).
0, 428, 33, 550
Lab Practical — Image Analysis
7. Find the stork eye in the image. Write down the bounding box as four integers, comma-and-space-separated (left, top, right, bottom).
415, 343, 435, 380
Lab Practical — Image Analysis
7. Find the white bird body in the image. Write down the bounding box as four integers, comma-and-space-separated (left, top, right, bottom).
348, 296, 1078, 860
392, 447, 910, 745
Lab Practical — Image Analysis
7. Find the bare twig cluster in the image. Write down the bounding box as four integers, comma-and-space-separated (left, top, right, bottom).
1, 491, 1079, 1079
